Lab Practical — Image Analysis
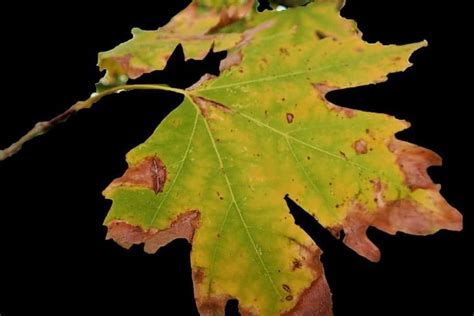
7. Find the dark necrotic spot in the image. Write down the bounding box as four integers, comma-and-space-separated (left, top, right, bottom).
151, 157, 167, 194
292, 258, 302, 270
286, 113, 294, 123
279, 47, 290, 56
110, 156, 167, 194
353, 139, 368, 155
315, 30, 328, 40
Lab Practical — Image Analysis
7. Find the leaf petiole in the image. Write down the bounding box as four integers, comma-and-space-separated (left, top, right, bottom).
0, 84, 187, 161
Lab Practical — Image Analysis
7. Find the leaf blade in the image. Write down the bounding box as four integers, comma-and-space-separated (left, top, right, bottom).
103, 1, 461, 315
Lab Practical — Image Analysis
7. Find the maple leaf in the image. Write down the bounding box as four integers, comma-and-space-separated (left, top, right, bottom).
0, 1, 462, 315
97, 0, 254, 88
103, 1, 462, 315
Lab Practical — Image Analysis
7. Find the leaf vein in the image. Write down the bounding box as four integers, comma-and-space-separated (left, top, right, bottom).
198, 61, 348, 92
191, 96, 281, 299
207, 202, 234, 295
286, 138, 336, 215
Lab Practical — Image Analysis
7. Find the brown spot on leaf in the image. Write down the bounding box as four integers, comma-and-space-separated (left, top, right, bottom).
208, 0, 254, 32
373, 180, 385, 208
292, 258, 302, 270
285, 295, 293, 301
191, 95, 233, 117
219, 51, 243, 72
110, 54, 148, 79
353, 139, 368, 154
365, 128, 376, 140
236, 20, 274, 47
187, 73, 218, 90
109, 156, 167, 194
286, 113, 294, 123
315, 30, 338, 41
279, 47, 290, 56
282, 284, 291, 292
216, 20, 273, 73
216, 19, 275, 73
315, 30, 328, 40
106, 210, 200, 254
389, 138, 441, 190
193, 267, 205, 284
312, 82, 356, 118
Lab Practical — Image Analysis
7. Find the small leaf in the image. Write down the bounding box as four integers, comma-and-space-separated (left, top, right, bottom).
98, 1, 254, 87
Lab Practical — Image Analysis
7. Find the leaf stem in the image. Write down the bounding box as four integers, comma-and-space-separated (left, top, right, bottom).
0, 84, 187, 161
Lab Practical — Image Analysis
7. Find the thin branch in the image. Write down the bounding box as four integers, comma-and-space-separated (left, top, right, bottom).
0, 84, 186, 161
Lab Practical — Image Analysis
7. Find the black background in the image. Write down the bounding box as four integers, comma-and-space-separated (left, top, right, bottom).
0, 1, 471, 315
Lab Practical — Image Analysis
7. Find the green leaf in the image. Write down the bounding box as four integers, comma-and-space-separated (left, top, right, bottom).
103, 2, 461, 315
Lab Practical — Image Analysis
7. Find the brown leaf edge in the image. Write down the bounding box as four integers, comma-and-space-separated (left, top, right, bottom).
106, 211, 200, 254
109, 156, 167, 194
106, 211, 332, 315
105, 155, 333, 315
313, 83, 463, 262
193, 243, 332, 315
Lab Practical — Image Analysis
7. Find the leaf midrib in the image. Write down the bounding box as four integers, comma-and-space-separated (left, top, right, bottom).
189, 95, 282, 299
